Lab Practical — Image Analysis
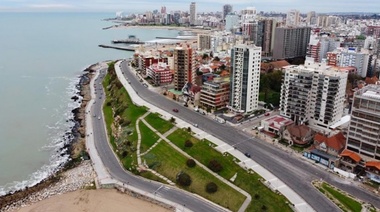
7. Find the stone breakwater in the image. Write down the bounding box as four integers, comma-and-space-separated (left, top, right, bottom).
0, 161, 96, 212
0, 64, 97, 210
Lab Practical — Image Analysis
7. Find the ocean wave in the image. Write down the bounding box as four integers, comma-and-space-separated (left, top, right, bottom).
0, 75, 84, 197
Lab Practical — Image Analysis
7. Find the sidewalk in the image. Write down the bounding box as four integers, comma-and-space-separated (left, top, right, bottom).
116, 60, 316, 212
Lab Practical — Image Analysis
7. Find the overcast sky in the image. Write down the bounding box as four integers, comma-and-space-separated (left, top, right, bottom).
1, 0, 379, 13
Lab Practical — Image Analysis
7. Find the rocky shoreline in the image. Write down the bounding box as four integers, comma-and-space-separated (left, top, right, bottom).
0, 64, 99, 211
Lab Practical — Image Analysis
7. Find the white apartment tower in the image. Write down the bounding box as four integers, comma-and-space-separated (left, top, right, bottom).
190, 2, 196, 26
286, 9, 300, 26
229, 44, 261, 113
280, 58, 348, 128
346, 84, 380, 160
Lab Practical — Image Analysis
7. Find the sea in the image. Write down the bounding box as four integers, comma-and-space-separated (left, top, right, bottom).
0, 12, 179, 196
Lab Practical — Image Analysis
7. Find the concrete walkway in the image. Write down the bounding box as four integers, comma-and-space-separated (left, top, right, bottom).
136, 111, 151, 166
115, 60, 317, 212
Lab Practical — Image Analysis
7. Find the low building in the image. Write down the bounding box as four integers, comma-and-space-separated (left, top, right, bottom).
282, 124, 314, 146
260, 115, 293, 136
146, 63, 172, 86
336, 149, 363, 174
313, 132, 346, 157
200, 77, 230, 111
365, 161, 380, 183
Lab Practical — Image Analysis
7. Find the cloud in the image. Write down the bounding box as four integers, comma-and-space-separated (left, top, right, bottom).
28, 4, 75, 9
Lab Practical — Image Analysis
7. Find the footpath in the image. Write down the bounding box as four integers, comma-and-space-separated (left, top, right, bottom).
115, 60, 316, 212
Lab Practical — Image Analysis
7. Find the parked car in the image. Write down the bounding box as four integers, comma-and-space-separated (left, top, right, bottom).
98, 116, 101, 120
172, 109, 179, 112
193, 123, 198, 127
265, 112, 270, 116
244, 153, 251, 158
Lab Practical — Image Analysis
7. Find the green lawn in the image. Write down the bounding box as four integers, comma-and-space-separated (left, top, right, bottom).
142, 141, 246, 211
167, 128, 291, 212
139, 121, 160, 153
144, 113, 174, 134
322, 183, 362, 212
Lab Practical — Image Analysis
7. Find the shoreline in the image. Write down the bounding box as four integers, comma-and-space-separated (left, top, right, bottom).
0, 63, 99, 211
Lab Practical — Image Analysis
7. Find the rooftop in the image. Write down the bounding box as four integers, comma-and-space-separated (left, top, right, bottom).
340, 149, 362, 163
314, 132, 346, 152
365, 161, 380, 170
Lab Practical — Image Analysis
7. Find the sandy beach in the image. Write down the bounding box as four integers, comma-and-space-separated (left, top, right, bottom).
16, 189, 171, 212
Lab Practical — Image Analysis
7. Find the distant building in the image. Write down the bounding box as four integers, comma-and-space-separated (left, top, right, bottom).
346, 84, 380, 160
225, 14, 239, 32
223, 4, 233, 19
337, 149, 363, 173
280, 58, 348, 129
286, 9, 300, 26
241, 7, 256, 23
273, 27, 311, 59
327, 48, 370, 78
173, 45, 196, 91
200, 77, 230, 111
229, 44, 261, 113
146, 63, 172, 86
306, 11, 317, 26
190, 2, 196, 25
197, 34, 211, 50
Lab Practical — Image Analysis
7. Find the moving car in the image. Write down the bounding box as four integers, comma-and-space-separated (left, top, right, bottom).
98, 116, 101, 120
172, 109, 179, 112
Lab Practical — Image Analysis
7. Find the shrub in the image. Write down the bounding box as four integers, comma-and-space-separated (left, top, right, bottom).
176, 172, 192, 186
206, 182, 218, 193
187, 127, 191, 132
261, 205, 267, 211
184, 140, 193, 148
208, 159, 223, 173
121, 151, 128, 158
170, 117, 176, 123
186, 159, 196, 168
254, 194, 260, 199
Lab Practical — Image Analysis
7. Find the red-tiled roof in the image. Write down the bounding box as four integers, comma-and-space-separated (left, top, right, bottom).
340, 149, 361, 163
314, 132, 346, 152
270, 60, 290, 69
365, 161, 380, 171
287, 124, 310, 138
365, 76, 379, 85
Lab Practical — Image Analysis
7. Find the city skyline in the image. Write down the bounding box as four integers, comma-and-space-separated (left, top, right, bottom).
1, 0, 379, 13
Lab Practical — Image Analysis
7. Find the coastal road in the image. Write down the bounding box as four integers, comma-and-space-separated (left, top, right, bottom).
90, 69, 227, 212
120, 60, 380, 211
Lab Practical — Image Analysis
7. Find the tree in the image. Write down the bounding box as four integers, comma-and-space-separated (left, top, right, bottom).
176, 172, 192, 186
184, 140, 193, 147
186, 159, 196, 167
208, 159, 223, 172
205, 182, 218, 193
202, 53, 209, 60
187, 127, 192, 132
170, 117, 176, 123
213, 56, 220, 61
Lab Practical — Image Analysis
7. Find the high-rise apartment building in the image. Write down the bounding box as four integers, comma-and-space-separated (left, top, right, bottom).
197, 34, 211, 50
273, 27, 311, 59
327, 48, 370, 78
306, 11, 317, 25
242, 19, 276, 57
241, 7, 256, 23
161, 6, 166, 14
190, 2, 196, 26
223, 4, 233, 19
346, 84, 380, 160
173, 45, 196, 91
286, 9, 300, 26
225, 14, 239, 32
229, 44, 261, 113
280, 58, 348, 128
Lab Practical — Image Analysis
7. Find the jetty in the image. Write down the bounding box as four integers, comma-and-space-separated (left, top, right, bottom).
98, 45, 135, 52
155, 37, 195, 40
112, 39, 145, 44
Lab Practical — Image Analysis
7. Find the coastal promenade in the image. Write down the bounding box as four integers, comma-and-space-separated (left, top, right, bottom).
85, 62, 228, 212
114, 60, 315, 212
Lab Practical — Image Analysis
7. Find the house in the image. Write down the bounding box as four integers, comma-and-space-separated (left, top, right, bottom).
336, 149, 363, 174
260, 115, 293, 137
282, 124, 314, 146
365, 161, 380, 183
313, 132, 346, 157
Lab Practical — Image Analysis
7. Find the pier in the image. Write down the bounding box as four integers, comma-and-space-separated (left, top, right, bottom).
112, 39, 145, 44
98, 45, 136, 52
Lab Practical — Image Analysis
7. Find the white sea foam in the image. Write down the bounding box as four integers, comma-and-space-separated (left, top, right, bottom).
0, 75, 84, 197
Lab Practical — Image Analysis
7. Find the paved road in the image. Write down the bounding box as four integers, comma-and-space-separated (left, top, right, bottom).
120, 60, 380, 211
90, 68, 226, 212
